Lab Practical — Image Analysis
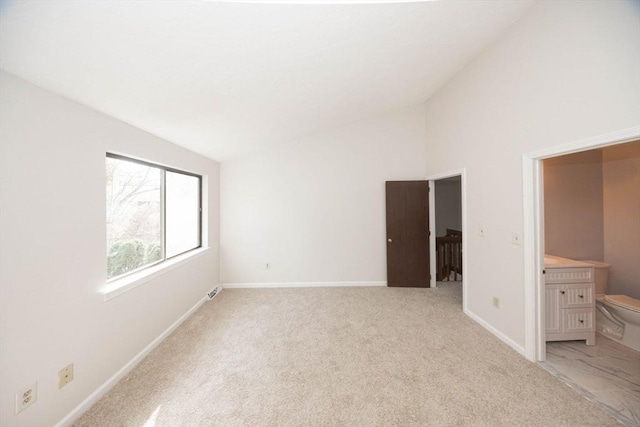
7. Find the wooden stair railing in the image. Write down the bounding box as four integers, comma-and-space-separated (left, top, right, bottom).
436, 229, 462, 281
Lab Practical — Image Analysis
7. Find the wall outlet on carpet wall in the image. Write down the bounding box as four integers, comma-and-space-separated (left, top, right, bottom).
492, 297, 500, 308
15, 383, 37, 414
511, 233, 521, 246
58, 363, 74, 389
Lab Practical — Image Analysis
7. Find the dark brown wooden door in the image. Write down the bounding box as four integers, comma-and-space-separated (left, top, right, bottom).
385, 181, 430, 287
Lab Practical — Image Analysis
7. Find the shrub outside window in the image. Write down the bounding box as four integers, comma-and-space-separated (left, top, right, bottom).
106, 154, 201, 280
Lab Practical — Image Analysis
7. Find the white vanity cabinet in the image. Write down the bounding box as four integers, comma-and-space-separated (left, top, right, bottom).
545, 265, 595, 345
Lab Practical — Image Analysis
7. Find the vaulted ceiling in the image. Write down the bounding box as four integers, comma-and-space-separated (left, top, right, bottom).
0, 0, 533, 161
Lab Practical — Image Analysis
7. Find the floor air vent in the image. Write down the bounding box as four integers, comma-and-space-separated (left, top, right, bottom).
207, 286, 220, 300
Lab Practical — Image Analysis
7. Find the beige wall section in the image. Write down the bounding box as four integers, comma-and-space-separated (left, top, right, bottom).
435, 177, 462, 237
543, 150, 604, 261
423, 0, 640, 348
0, 72, 220, 427
542, 141, 639, 298
603, 141, 640, 298
221, 105, 427, 285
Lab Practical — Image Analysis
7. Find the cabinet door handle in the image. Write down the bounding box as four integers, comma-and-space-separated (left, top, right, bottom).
560, 291, 565, 295
579, 319, 584, 323
578, 295, 584, 298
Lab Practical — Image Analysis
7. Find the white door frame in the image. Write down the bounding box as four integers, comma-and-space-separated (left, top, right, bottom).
427, 169, 467, 312
522, 126, 640, 362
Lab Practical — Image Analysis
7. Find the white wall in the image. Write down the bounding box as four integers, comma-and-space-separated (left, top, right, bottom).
423, 0, 640, 348
435, 177, 462, 237
221, 105, 426, 285
0, 72, 220, 427
543, 150, 604, 261
603, 141, 640, 298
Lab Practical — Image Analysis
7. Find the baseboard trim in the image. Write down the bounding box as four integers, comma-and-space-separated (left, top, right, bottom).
54, 295, 209, 427
464, 308, 526, 356
221, 281, 387, 289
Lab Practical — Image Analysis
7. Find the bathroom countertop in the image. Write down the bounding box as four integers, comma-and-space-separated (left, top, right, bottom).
544, 255, 593, 269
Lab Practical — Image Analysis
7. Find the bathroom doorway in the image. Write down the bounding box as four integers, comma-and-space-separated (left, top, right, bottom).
523, 128, 640, 362
427, 169, 466, 311
541, 140, 640, 425
523, 127, 640, 425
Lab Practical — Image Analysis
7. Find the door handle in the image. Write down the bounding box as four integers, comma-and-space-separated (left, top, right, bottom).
388, 238, 392, 243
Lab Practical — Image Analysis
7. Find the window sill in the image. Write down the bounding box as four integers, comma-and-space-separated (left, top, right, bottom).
103, 247, 210, 301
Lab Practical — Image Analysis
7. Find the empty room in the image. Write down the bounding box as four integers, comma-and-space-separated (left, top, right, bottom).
1, 0, 639, 426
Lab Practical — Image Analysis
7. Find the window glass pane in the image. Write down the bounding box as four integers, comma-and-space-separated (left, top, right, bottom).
106, 158, 162, 279
166, 171, 200, 258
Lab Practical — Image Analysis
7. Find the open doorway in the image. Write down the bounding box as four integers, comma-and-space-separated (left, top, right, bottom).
434, 176, 462, 283
427, 170, 467, 311
523, 127, 640, 361
523, 126, 640, 425
540, 141, 640, 425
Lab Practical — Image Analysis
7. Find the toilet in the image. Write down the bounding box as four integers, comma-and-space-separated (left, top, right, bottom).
585, 260, 640, 352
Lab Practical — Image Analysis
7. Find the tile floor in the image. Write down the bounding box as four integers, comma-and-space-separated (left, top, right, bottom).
542, 336, 640, 427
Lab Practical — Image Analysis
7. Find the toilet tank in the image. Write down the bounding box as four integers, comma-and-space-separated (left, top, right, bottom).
583, 260, 612, 294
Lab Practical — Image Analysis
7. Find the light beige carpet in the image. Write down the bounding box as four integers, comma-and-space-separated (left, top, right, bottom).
75, 284, 618, 426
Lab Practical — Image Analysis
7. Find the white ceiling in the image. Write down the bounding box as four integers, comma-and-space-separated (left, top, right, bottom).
0, 0, 533, 162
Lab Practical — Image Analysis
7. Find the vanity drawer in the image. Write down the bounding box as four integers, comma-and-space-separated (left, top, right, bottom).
563, 308, 594, 333
563, 283, 594, 308
545, 267, 593, 284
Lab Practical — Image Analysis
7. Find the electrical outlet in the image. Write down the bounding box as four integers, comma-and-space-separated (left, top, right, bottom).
265, 263, 270, 270
493, 297, 500, 308
511, 233, 521, 246
15, 383, 37, 414
58, 363, 74, 389
479, 227, 486, 238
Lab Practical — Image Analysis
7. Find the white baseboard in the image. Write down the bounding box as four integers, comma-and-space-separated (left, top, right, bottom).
221, 281, 387, 289
464, 308, 526, 356
54, 295, 209, 427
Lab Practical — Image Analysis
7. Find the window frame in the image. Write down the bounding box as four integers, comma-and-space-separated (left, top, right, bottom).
106, 153, 203, 282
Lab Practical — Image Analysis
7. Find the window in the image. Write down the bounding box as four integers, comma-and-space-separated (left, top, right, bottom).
106, 154, 201, 280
